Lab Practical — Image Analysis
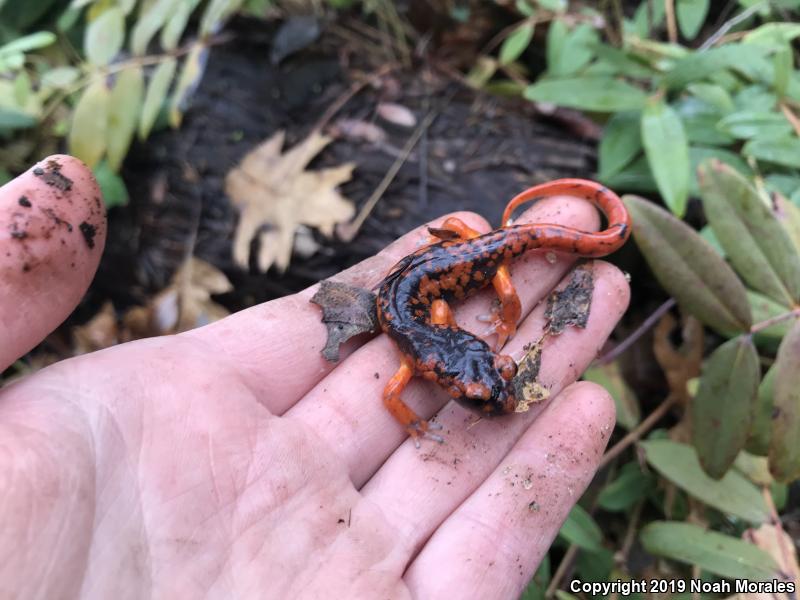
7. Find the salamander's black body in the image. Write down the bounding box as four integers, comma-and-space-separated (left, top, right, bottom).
377, 229, 519, 414
374, 178, 632, 427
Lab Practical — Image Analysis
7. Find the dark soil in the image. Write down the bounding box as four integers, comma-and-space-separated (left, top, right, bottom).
81, 17, 606, 319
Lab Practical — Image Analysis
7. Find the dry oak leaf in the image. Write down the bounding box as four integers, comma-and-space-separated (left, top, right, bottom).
226, 130, 355, 272
144, 256, 233, 334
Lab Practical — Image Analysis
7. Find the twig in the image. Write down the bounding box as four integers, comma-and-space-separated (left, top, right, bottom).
699, 1, 767, 50
599, 394, 679, 469
617, 498, 645, 565
545, 544, 579, 598
337, 109, 438, 242
313, 64, 394, 133
596, 298, 677, 365
780, 102, 800, 138
418, 80, 430, 209
665, 0, 678, 43
750, 307, 800, 335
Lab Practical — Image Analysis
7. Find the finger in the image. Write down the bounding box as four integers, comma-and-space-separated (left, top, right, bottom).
186, 211, 490, 414
287, 197, 602, 485
359, 262, 629, 559
405, 381, 615, 600
0, 155, 106, 371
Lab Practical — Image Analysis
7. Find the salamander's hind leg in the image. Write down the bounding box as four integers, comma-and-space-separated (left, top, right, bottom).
431, 299, 456, 326
478, 264, 521, 350
383, 355, 444, 447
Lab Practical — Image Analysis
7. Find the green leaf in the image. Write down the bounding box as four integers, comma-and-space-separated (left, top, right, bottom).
686, 83, 734, 113
106, 67, 144, 172
131, 0, 180, 55
624, 195, 752, 335
547, 21, 597, 77
0, 107, 36, 129
0, 31, 56, 57
734, 451, 773, 485
699, 160, 800, 305
92, 160, 129, 208
483, 80, 525, 96
641, 439, 769, 522
664, 44, 770, 90
466, 56, 497, 89
500, 21, 534, 65
767, 175, 800, 204
161, 0, 202, 50
536, 0, 566, 11
676, 0, 710, 40
523, 77, 647, 112
689, 147, 753, 196
139, 57, 176, 140
590, 43, 655, 79
520, 554, 549, 600
200, 0, 244, 36
748, 291, 794, 350
633, 0, 665, 37
41, 66, 80, 89
576, 547, 614, 583
769, 320, 800, 482
717, 111, 792, 140
583, 362, 640, 430
598, 111, 642, 179
558, 504, 603, 552
640, 522, 779, 580
747, 365, 776, 456
770, 190, 800, 254
641, 98, 690, 216
773, 43, 792, 98
692, 336, 760, 478
85, 6, 124, 66
744, 137, 800, 168
68, 80, 109, 168
597, 462, 653, 511
743, 22, 800, 48
679, 111, 734, 146
169, 44, 206, 127
735, 85, 776, 112
601, 156, 658, 194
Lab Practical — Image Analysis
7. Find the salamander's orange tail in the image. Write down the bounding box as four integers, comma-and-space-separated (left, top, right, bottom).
501, 179, 631, 257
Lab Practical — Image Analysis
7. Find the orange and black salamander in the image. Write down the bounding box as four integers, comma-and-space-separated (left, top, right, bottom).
376, 179, 631, 445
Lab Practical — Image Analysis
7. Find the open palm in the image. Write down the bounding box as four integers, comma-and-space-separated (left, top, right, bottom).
0, 156, 629, 599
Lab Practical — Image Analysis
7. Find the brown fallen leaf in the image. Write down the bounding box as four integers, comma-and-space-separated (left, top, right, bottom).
147, 257, 233, 334
310, 280, 379, 362
513, 337, 550, 411
73, 301, 120, 354
545, 262, 594, 335
226, 130, 356, 272
71, 258, 232, 350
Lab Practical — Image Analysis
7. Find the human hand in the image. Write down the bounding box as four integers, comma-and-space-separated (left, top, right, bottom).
0, 156, 629, 599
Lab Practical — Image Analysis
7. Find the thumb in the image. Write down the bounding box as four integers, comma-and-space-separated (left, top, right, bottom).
0, 155, 106, 372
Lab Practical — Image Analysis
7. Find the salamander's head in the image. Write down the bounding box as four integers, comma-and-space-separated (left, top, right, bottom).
449, 354, 518, 416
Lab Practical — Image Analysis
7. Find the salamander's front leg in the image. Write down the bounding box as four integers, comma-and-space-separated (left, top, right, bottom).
479, 264, 521, 350
383, 354, 444, 447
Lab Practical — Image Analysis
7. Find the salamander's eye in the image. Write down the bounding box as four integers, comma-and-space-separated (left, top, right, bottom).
494, 354, 517, 381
